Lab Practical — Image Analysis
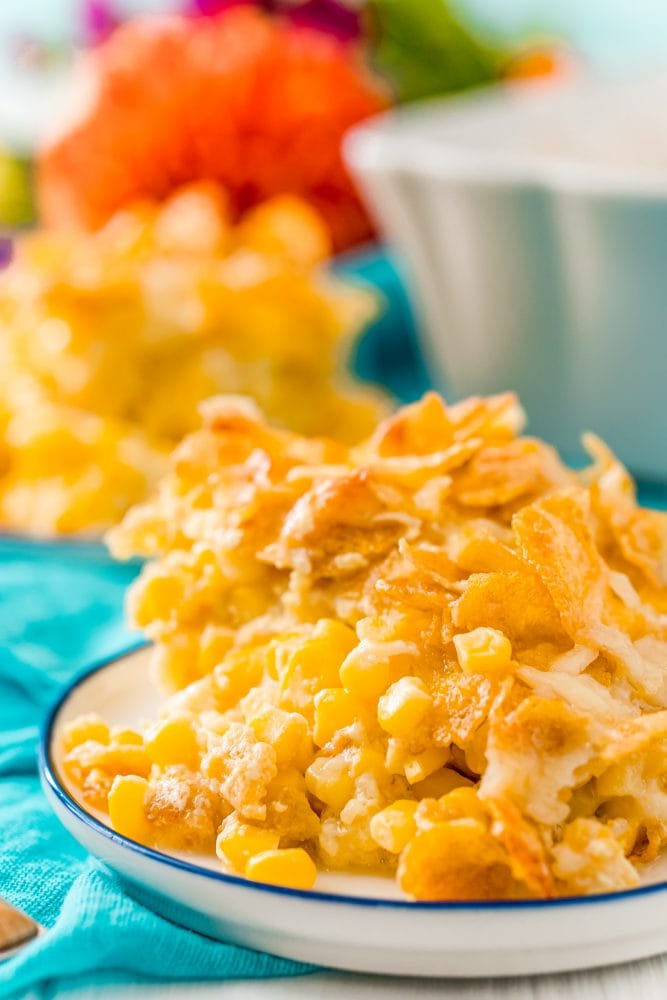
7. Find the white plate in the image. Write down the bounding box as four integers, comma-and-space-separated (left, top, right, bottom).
41, 650, 667, 978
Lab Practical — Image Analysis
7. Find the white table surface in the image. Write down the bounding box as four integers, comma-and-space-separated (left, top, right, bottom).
21, 954, 667, 1000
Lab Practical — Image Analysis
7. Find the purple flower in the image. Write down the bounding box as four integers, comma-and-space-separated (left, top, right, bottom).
185, 0, 255, 14
0, 237, 13, 269
82, 0, 121, 46
284, 1, 362, 42
185, 0, 363, 41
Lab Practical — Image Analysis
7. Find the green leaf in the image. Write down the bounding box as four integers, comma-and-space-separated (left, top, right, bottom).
0, 155, 34, 228
368, 0, 504, 104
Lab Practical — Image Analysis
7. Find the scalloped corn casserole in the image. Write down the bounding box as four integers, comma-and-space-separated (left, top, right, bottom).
60, 391, 667, 899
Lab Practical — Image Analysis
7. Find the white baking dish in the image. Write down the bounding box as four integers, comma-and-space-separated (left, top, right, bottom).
346, 77, 667, 481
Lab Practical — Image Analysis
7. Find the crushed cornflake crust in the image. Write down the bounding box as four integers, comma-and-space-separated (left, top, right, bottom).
61, 391, 667, 898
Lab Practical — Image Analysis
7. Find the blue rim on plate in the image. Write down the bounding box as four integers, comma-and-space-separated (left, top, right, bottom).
39, 649, 667, 912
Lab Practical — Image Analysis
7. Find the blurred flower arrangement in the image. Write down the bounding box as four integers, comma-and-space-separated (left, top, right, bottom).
0, 0, 566, 536
46, 1, 556, 251
40, 5, 388, 254
0, 1, 566, 234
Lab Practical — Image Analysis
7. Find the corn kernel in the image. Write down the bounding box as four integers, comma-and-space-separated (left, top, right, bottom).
249, 707, 312, 767
277, 621, 357, 718
62, 714, 110, 752
151, 633, 200, 692
130, 570, 184, 629
245, 848, 317, 890
453, 627, 512, 677
238, 195, 330, 267
415, 787, 488, 832
108, 775, 151, 844
313, 688, 359, 747
288, 620, 357, 686
216, 817, 280, 873
198, 624, 234, 674
214, 647, 265, 710
377, 677, 432, 737
384, 738, 407, 776
305, 754, 355, 811
145, 716, 199, 769
410, 766, 473, 800
110, 727, 143, 746
369, 800, 418, 853
355, 745, 387, 777
404, 747, 450, 784
98, 745, 151, 778
441, 787, 489, 825
229, 583, 273, 622
339, 641, 395, 699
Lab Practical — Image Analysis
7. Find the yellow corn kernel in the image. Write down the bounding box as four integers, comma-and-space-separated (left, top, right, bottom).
305, 754, 355, 811
249, 707, 312, 767
384, 738, 407, 776
339, 641, 395, 699
277, 621, 357, 718
198, 624, 234, 674
98, 745, 152, 778
355, 745, 387, 777
288, 620, 357, 686
213, 647, 265, 710
62, 714, 110, 752
145, 716, 199, 769
238, 195, 330, 266
369, 800, 418, 853
439, 787, 488, 825
453, 627, 512, 677
110, 727, 143, 747
377, 677, 432, 738
313, 688, 359, 747
108, 775, 151, 844
245, 848, 317, 890
216, 817, 280, 873
151, 633, 200, 692
229, 584, 272, 622
129, 570, 184, 629
414, 787, 488, 833
410, 766, 473, 800
404, 747, 450, 784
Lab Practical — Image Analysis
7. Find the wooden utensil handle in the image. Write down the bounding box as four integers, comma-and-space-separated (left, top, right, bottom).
0, 897, 38, 954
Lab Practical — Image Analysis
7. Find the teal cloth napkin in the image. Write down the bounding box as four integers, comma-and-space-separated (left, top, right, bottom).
0, 537, 312, 999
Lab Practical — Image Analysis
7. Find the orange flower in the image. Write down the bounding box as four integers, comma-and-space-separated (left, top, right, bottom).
38, 8, 389, 252
503, 45, 574, 83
